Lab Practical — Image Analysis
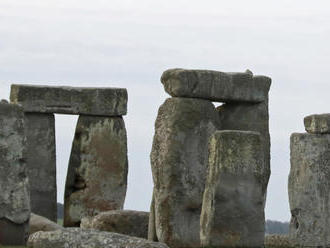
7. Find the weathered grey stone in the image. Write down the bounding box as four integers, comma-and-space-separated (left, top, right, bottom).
150, 97, 219, 248
148, 190, 158, 242
264, 235, 294, 248
25, 113, 57, 222
0, 102, 30, 245
161, 69, 271, 103
10, 84, 127, 116
304, 113, 330, 134
81, 210, 149, 239
216, 95, 270, 197
29, 213, 63, 235
64, 115, 128, 227
80, 216, 94, 229
289, 133, 330, 247
0, 218, 29, 246
27, 228, 170, 248
200, 131, 266, 248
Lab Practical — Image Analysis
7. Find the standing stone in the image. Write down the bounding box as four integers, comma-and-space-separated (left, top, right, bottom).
64, 115, 128, 227
289, 132, 330, 247
216, 75, 271, 198
0, 101, 30, 246
150, 97, 219, 248
200, 131, 266, 248
161, 69, 271, 103
25, 113, 57, 222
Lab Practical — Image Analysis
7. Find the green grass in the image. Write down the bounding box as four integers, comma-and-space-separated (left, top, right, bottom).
57, 218, 63, 226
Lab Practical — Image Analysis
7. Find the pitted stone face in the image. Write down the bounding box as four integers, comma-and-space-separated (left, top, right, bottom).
304, 113, 330, 134
10, 84, 128, 116
0, 102, 30, 246
64, 115, 128, 227
289, 132, 330, 247
150, 97, 220, 248
81, 210, 150, 239
161, 69, 271, 103
200, 130, 266, 248
28, 228, 170, 248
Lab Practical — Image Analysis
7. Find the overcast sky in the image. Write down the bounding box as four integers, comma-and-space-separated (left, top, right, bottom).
1, 0, 329, 222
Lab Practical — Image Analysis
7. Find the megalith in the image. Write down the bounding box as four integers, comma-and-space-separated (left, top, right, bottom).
289, 114, 330, 247
64, 116, 128, 227
216, 75, 271, 196
0, 101, 30, 246
150, 97, 219, 248
150, 68, 271, 248
200, 131, 266, 248
24, 113, 57, 222
10, 84, 128, 224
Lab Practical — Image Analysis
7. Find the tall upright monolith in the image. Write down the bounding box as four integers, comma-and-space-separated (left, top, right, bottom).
64, 116, 128, 227
0, 101, 30, 246
289, 114, 330, 247
150, 97, 219, 248
200, 131, 266, 248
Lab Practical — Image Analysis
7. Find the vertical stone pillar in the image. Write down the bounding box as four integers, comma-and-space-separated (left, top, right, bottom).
24, 113, 57, 222
64, 115, 128, 227
200, 131, 266, 248
150, 98, 219, 248
289, 114, 330, 247
216, 75, 271, 199
0, 101, 30, 246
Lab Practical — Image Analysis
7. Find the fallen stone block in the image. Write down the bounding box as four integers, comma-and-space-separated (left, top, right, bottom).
304, 113, 330, 134
10, 84, 127, 116
0, 101, 30, 246
81, 210, 149, 239
25, 113, 57, 222
29, 213, 63, 235
161, 69, 271, 103
150, 97, 219, 248
200, 130, 266, 248
27, 228, 170, 248
64, 115, 128, 227
289, 133, 330, 247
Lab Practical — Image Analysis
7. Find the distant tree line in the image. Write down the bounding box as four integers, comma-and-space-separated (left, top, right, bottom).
57, 203, 64, 219
265, 220, 289, 234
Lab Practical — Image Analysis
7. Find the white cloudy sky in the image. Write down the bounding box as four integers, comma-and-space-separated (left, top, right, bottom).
1, 0, 329, 222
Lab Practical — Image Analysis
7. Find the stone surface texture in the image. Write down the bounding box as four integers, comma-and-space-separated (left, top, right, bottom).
0, 102, 30, 245
200, 131, 266, 248
81, 210, 149, 239
64, 115, 128, 227
304, 113, 330, 134
10, 84, 127, 116
264, 234, 294, 247
25, 113, 57, 222
150, 97, 219, 248
27, 228, 170, 248
161, 69, 271, 103
216, 98, 270, 195
29, 213, 63, 235
289, 133, 330, 247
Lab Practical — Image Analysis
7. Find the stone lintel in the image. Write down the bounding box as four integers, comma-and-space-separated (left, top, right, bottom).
10, 84, 127, 116
161, 69, 271, 103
